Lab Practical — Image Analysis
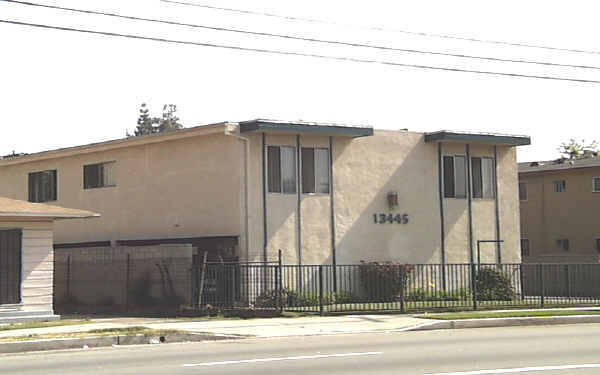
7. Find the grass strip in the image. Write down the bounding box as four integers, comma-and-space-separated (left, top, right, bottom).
0, 326, 189, 342
419, 309, 600, 320
0, 320, 93, 332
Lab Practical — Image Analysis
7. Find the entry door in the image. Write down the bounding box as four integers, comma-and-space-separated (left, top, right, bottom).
0, 229, 21, 304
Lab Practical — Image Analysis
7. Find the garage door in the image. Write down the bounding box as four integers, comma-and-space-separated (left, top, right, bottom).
0, 229, 21, 304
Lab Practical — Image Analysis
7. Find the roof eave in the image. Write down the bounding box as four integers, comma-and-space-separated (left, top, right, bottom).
239, 120, 374, 138
424, 131, 531, 146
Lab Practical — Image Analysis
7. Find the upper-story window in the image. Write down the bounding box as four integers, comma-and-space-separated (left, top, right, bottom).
556, 238, 569, 251
443, 155, 466, 198
553, 180, 566, 193
267, 146, 296, 194
301, 148, 329, 194
471, 157, 495, 199
84, 161, 116, 189
520, 239, 530, 257
519, 182, 528, 201
28, 169, 57, 202
593, 177, 600, 192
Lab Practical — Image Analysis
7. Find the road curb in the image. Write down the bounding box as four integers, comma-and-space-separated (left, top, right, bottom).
0, 332, 241, 354
409, 315, 600, 331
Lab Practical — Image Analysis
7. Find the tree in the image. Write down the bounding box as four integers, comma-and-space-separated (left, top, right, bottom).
557, 138, 598, 159
128, 103, 183, 137
158, 104, 183, 133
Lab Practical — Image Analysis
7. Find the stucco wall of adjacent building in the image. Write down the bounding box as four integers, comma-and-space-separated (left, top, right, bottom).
520, 165, 600, 262
0, 220, 54, 312
0, 131, 242, 248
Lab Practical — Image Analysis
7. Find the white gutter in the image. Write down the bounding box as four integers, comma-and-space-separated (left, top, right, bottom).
224, 123, 250, 262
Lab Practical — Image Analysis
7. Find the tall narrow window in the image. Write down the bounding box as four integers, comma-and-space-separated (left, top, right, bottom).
28, 170, 57, 202
519, 182, 528, 201
315, 148, 330, 194
267, 146, 296, 194
520, 239, 530, 257
471, 157, 495, 199
593, 177, 600, 192
301, 148, 330, 194
83, 162, 116, 189
443, 155, 466, 198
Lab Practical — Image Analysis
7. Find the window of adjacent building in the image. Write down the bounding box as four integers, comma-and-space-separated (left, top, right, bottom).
443, 155, 466, 198
596, 238, 600, 253
593, 177, 600, 192
301, 148, 329, 194
28, 170, 57, 203
556, 238, 569, 251
471, 157, 495, 199
267, 146, 296, 194
519, 182, 528, 201
553, 180, 566, 193
83, 161, 116, 189
520, 239, 530, 257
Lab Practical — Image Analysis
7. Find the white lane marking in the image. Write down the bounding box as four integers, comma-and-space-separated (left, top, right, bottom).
425, 363, 600, 375
183, 351, 382, 367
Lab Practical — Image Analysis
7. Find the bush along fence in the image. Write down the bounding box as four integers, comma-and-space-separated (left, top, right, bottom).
54, 250, 600, 315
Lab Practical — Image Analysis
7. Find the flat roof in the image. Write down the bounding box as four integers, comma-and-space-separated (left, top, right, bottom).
0, 197, 100, 220
239, 119, 374, 138
424, 130, 531, 146
519, 155, 600, 174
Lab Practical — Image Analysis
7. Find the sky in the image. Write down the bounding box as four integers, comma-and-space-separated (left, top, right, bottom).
1, 0, 599, 162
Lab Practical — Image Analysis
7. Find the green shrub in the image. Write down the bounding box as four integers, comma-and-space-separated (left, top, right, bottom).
255, 289, 358, 308
358, 261, 413, 302
407, 288, 471, 302
475, 267, 515, 301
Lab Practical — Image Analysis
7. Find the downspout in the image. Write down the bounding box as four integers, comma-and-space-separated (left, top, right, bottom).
466, 144, 475, 265
493, 146, 501, 264
225, 124, 250, 262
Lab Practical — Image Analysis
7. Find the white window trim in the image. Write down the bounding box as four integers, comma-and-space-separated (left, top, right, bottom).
592, 177, 600, 193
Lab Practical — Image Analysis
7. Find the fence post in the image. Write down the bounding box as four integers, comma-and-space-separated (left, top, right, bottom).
125, 254, 130, 310
277, 250, 283, 313
539, 264, 545, 308
399, 265, 405, 314
319, 265, 324, 316
471, 263, 478, 310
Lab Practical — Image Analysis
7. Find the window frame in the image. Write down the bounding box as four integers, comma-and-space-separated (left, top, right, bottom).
553, 180, 566, 193
28, 169, 57, 203
471, 156, 496, 200
83, 161, 117, 190
596, 238, 600, 253
520, 238, 530, 257
592, 177, 600, 193
267, 145, 297, 195
301, 147, 330, 195
443, 155, 467, 199
556, 238, 569, 252
519, 181, 528, 201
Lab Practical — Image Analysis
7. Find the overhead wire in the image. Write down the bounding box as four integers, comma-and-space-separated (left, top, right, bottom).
1, 19, 600, 84
4, 0, 600, 71
161, 0, 600, 56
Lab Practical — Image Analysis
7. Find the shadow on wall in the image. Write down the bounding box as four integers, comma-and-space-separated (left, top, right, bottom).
333, 134, 467, 265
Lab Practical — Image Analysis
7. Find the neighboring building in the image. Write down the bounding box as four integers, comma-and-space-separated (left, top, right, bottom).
0, 197, 97, 321
0, 120, 529, 266
519, 153, 600, 263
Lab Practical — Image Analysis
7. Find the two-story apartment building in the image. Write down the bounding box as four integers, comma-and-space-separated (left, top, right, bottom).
0, 120, 529, 266
519, 154, 600, 263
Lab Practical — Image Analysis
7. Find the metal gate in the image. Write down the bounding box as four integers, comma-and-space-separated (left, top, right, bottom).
0, 229, 21, 304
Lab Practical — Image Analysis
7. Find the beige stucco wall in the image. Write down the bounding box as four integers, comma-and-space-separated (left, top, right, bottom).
0, 220, 54, 312
520, 166, 600, 262
0, 131, 242, 248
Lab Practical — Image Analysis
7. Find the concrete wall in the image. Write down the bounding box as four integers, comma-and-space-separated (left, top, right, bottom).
54, 245, 194, 310
0, 130, 242, 249
0, 220, 54, 312
520, 166, 600, 262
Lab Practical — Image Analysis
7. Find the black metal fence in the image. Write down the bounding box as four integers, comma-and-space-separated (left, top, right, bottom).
54, 257, 600, 315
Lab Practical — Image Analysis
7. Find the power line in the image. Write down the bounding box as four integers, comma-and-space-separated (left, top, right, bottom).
4, 0, 600, 72
161, 0, 600, 56
1, 19, 600, 84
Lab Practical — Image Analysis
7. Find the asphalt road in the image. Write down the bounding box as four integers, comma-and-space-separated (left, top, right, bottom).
2, 324, 600, 374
